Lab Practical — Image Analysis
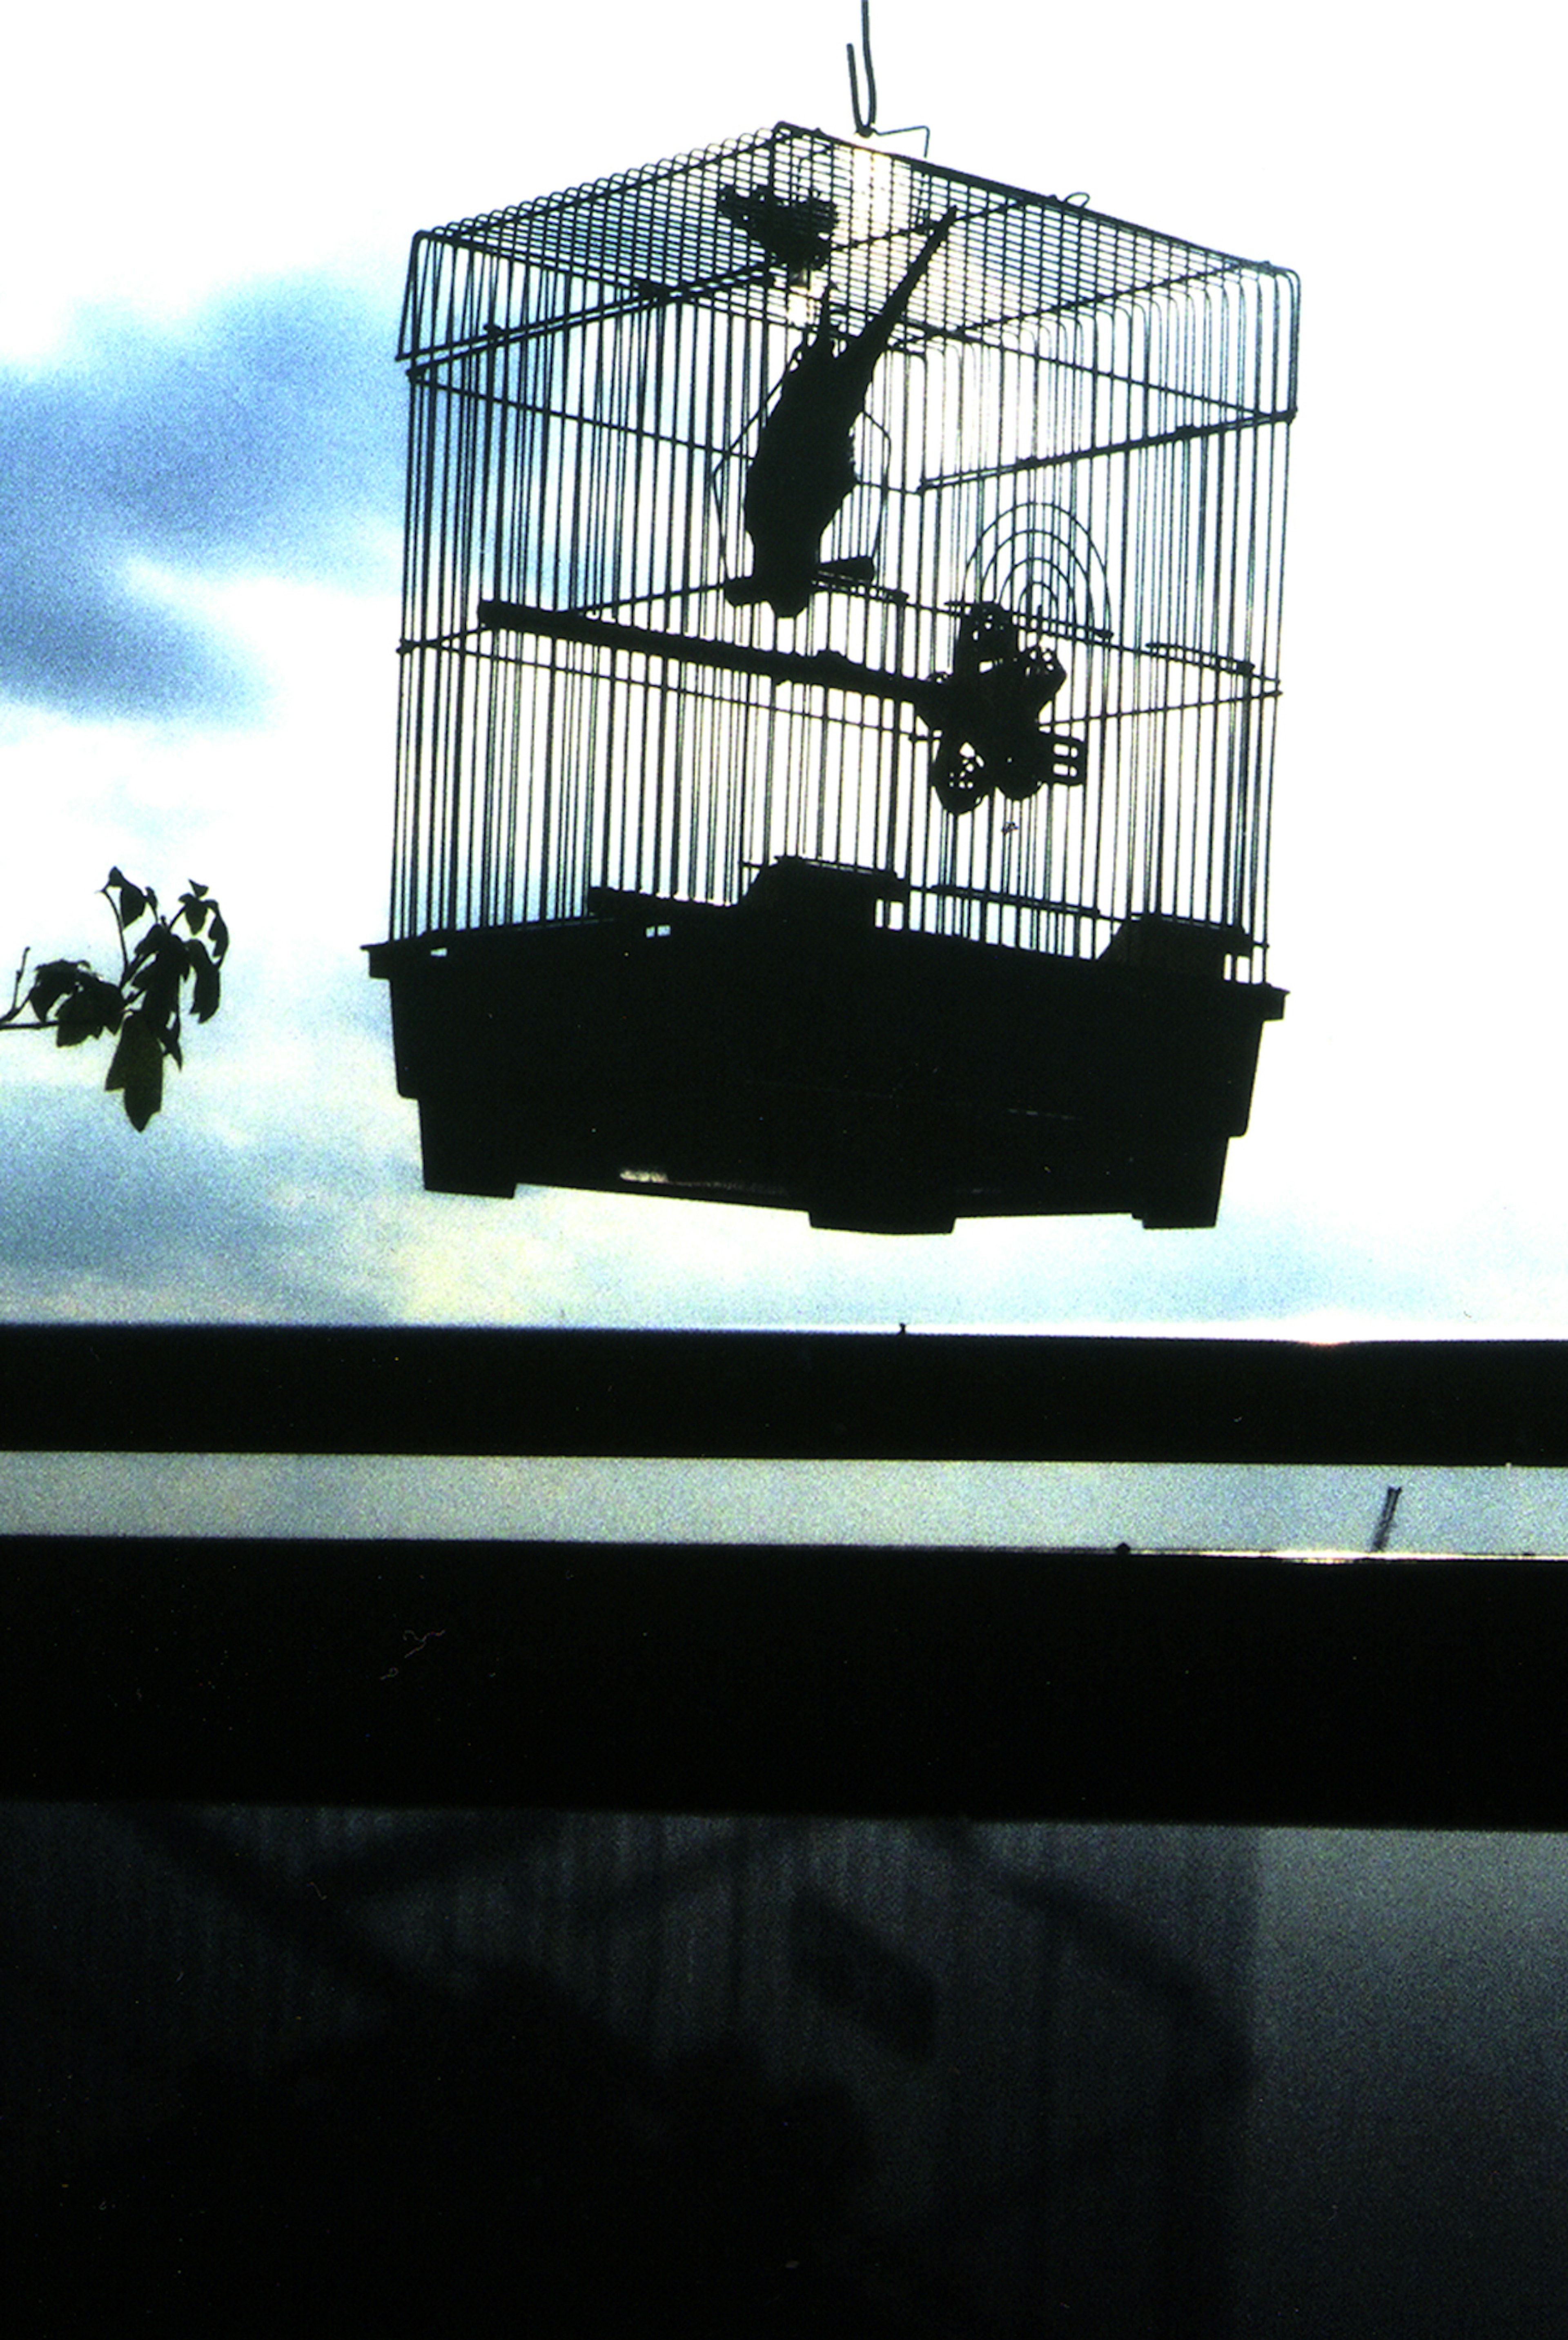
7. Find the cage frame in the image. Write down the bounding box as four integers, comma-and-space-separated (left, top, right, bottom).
370, 126, 1296, 1233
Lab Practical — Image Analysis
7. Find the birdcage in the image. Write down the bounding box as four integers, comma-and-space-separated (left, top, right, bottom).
367, 125, 1297, 1233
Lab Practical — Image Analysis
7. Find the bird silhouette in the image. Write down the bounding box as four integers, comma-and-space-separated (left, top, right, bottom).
717, 184, 837, 278
725, 211, 956, 620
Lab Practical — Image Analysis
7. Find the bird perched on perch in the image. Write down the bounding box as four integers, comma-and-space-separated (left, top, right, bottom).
725, 211, 956, 620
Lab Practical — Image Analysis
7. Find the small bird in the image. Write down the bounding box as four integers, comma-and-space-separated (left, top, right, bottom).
726, 211, 956, 620
717, 184, 837, 279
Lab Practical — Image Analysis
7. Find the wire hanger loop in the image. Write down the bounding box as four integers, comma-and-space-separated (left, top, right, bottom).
847, 0, 878, 135
846, 2, 932, 156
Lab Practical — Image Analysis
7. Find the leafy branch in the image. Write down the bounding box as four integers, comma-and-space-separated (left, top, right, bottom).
0, 869, 231, 1131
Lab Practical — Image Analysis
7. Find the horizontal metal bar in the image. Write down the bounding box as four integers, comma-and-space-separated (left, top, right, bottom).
410, 376, 733, 465
922, 408, 1295, 492
463, 610, 1277, 714
920, 882, 1103, 920
1144, 641, 1258, 679
996, 341, 1277, 422
402, 283, 680, 372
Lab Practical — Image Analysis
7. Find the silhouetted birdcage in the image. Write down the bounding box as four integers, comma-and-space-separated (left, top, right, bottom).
368, 126, 1297, 1233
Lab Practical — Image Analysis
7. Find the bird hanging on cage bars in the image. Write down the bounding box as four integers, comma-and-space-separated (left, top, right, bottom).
724, 209, 956, 621
923, 601, 1080, 814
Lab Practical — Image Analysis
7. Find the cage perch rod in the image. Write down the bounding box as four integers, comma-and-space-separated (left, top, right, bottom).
478, 598, 930, 708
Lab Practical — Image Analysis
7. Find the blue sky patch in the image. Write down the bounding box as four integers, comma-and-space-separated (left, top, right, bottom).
0, 277, 401, 721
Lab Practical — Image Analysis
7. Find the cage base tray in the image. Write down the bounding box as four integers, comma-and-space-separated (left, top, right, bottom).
368, 894, 1283, 1236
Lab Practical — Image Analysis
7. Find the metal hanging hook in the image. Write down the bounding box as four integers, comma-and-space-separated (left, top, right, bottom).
847, 0, 878, 136
846, 2, 931, 155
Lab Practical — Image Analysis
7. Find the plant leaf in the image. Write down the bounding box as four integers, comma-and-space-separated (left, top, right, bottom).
27, 959, 88, 1021
54, 975, 124, 1046
106, 870, 149, 926
188, 940, 222, 1022
104, 1009, 165, 1131
127, 927, 188, 1033
127, 920, 177, 977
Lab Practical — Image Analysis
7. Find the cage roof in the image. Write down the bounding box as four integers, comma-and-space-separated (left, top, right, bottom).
415, 123, 1292, 341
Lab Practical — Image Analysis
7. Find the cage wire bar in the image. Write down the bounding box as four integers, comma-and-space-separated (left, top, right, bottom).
390, 125, 1294, 969
373, 125, 1295, 1231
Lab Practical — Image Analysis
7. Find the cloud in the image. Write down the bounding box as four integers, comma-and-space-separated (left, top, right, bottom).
0, 979, 421, 1324
0, 276, 401, 722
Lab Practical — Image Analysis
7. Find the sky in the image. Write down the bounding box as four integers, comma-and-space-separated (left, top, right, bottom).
0, 1454, 1563, 1555
2, 0, 1566, 1337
